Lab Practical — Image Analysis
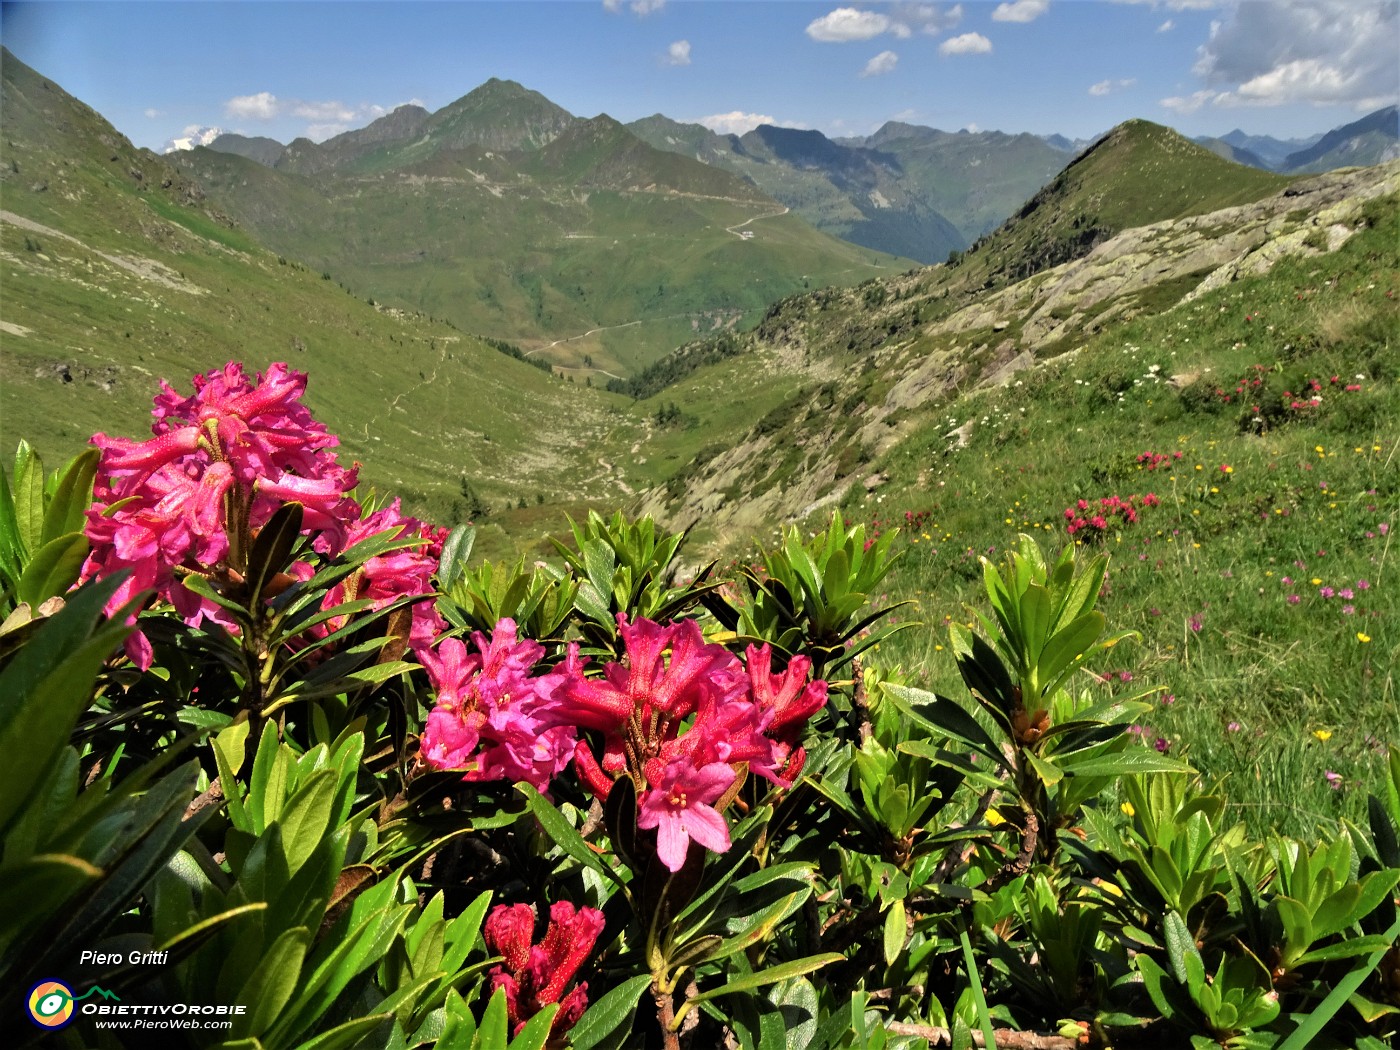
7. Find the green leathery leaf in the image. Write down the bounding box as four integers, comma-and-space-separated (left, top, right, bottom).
11, 440, 43, 559
569, 973, 652, 1050
1057, 748, 1192, 779
245, 501, 304, 605
519, 784, 626, 889
681, 953, 844, 1012
477, 985, 510, 1050
230, 925, 310, 1039
1019, 583, 1053, 666
1024, 751, 1063, 787
437, 524, 476, 591
507, 1004, 558, 1050
40, 447, 99, 546
883, 898, 906, 967
294, 1015, 394, 1050
274, 768, 339, 874
1163, 910, 1200, 986
15, 531, 88, 609
1037, 612, 1106, 689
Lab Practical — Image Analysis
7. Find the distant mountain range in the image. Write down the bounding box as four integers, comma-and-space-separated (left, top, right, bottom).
174, 77, 913, 376
202, 86, 1398, 273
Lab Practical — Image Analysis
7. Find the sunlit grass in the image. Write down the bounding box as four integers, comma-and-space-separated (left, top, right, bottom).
845, 204, 1399, 838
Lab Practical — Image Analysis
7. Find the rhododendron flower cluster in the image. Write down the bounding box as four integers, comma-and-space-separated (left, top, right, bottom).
484, 900, 604, 1036
1063, 493, 1159, 540
1135, 450, 1183, 471
550, 614, 828, 871
81, 363, 443, 667
418, 618, 579, 791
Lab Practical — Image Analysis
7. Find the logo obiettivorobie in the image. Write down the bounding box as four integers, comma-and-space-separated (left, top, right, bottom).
27, 980, 120, 1029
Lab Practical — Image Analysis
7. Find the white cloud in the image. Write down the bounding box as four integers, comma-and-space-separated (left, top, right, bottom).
893, 2, 964, 35
163, 125, 223, 153
220, 93, 424, 137
666, 39, 692, 66
603, 0, 666, 14
1089, 77, 1137, 96
1110, 0, 1219, 10
290, 100, 359, 122
1159, 89, 1218, 114
807, 7, 894, 41
964, 121, 980, 132
1157, 18, 1175, 31
698, 111, 777, 135
144, 107, 164, 119
1188, 0, 1398, 109
304, 123, 350, 142
225, 91, 280, 120
807, 3, 961, 41
939, 31, 992, 54
861, 50, 900, 77
992, 0, 1048, 23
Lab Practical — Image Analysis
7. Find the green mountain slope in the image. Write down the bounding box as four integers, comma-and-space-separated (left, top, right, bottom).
621, 124, 1393, 549
948, 120, 1293, 289
855, 121, 1070, 242
0, 48, 642, 534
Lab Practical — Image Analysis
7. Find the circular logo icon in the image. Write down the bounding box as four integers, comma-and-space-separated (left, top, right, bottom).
27, 980, 76, 1029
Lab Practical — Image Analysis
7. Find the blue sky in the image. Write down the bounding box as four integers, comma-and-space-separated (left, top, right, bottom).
2, 1, 1396, 152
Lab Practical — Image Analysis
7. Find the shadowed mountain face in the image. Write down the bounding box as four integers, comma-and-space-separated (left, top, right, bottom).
1202, 108, 1398, 174
1281, 106, 1399, 173
627, 114, 1067, 264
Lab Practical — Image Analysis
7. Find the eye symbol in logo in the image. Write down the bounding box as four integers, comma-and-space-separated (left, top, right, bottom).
28, 980, 76, 1029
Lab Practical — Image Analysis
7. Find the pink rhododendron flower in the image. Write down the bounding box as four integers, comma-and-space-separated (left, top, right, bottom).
307, 499, 446, 651
418, 619, 577, 791
83, 363, 361, 666
637, 758, 736, 871
484, 900, 605, 1037
744, 644, 828, 784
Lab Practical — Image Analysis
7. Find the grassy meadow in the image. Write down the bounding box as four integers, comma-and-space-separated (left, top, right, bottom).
808, 200, 1400, 838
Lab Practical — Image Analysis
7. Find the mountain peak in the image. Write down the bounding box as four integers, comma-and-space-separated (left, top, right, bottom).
426, 78, 577, 152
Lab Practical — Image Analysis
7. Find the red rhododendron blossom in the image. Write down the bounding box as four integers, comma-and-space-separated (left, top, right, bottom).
484, 900, 605, 1037
83, 362, 360, 666
744, 644, 828, 784
549, 615, 827, 871
418, 619, 577, 791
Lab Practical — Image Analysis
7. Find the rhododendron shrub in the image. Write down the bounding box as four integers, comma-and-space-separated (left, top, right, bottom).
20, 357, 1394, 1050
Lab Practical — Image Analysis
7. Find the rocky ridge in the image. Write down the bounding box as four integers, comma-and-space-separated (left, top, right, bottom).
636, 160, 1400, 544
